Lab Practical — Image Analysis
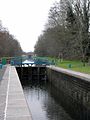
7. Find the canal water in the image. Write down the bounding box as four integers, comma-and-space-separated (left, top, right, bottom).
23, 80, 74, 120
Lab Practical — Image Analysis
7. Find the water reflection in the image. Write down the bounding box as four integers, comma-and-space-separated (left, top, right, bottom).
23, 81, 73, 120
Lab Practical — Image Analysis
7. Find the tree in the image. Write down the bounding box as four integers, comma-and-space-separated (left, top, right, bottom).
70, 0, 90, 65
0, 23, 22, 57
34, 0, 90, 63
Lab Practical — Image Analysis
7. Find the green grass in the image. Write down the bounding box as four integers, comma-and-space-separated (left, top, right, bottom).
48, 58, 90, 74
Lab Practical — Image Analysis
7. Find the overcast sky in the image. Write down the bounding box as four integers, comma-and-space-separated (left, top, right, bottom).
0, 0, 59, 52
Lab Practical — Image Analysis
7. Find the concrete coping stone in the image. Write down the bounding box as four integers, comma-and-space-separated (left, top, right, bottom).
47, 65, 90, 82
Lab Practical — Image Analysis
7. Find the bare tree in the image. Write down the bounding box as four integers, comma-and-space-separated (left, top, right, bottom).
34, 0, 90, 63
0, 23, 22, 57
71, 0, 90, 65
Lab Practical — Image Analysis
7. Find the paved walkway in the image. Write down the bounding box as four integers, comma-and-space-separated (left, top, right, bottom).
48, 65, 90, 82
0, 66, 8, 120
1, 65, 32, 120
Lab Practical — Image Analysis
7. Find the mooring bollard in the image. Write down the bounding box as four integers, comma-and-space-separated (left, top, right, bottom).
68, 64, 72, 68
10, 61, 14, 66
0, 64, 3, 69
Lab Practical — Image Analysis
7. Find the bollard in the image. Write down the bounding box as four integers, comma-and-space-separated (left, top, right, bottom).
0, 64, 3, 69
68, 64, 72, 68
2, 58, 6, 65
10, 61, 14, 66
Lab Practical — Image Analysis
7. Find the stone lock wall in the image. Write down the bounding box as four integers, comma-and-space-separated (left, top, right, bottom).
47, 66, 90, 120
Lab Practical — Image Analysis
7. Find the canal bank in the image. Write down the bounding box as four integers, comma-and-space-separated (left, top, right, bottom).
0, 65, 32, 120
47, 65, 90, 120
0, 66, 7, 120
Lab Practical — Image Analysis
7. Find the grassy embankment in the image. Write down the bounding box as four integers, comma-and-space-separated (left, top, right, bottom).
48, 58, 90, 74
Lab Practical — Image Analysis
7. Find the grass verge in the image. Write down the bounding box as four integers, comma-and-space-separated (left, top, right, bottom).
48, 58, 90, 74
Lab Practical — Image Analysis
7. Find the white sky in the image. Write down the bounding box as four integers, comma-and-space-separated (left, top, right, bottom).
0, 0, 59, 52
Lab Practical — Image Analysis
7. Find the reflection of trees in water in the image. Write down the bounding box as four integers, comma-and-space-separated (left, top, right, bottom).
23, 80, 73, 120
45, 83, 89, 120
22, 78, 90, 120
43, 82, 73, 120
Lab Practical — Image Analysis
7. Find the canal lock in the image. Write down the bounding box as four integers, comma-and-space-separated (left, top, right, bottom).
16, 66, 90, 120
